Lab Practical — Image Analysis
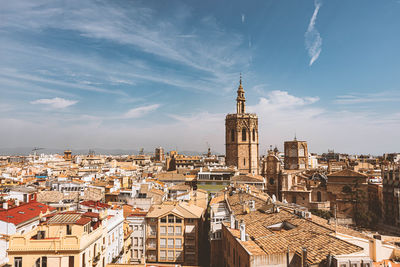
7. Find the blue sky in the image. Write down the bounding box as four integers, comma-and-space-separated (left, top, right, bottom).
1, 0, 400, 155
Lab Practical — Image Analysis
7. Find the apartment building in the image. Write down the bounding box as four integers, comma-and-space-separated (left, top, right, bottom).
0, 200, 55, 265
8, 211, 107, 267
126, 208, 147, 263
145, 202, 205, 266
105, 209, 124, 264
382, 163, 400, 227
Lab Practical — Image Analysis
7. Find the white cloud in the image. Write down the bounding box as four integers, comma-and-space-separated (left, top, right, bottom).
241, 14, 245, 23
1, 91, 400, 154
123, 104, 160, 118
305, 0, 322, 66
30, 97, 77, 109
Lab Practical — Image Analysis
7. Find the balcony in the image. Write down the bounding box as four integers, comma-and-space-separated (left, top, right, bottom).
147, 244, 157, 250
92, 253, 100, 266
147, 254, 156, 261
9, 226, 104, 252
148, 231, 156, 238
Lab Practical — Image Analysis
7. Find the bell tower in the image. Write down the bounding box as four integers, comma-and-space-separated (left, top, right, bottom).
225, 75, 259, 174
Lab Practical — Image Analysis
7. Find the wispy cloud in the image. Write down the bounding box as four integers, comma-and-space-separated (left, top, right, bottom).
241, 14, 245, 23
0, 68, 125, 96
305, 0, 322, 66
123, 104, 160, 119
30, 97, 78, 109
0, 0, 247, 82
335, 91, 400, 104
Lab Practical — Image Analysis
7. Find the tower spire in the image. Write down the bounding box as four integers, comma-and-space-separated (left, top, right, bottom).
236, 73, 245, 114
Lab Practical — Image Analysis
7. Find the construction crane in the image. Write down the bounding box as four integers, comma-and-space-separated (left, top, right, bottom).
32, 147, 44, 159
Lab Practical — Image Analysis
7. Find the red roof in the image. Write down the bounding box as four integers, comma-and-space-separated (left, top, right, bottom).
0, 201, 55, 226
80, 200, 110, 209
75, 217, 92, 225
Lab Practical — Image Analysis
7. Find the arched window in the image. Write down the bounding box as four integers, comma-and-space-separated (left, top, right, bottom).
231, 129, 235, 142
252, 128, 256, 142
242, 128, 246, 141
241, 105, 244, 113
317, 191, 322, 202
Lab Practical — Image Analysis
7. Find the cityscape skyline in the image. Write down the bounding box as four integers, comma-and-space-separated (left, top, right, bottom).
1, 0, 400, 154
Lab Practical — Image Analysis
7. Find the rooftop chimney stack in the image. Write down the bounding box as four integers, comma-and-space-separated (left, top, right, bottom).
240, 220, 246, 241
230, 214, 236, 229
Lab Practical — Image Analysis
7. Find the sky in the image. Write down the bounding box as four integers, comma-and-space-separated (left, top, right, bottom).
1, 0, 400, 155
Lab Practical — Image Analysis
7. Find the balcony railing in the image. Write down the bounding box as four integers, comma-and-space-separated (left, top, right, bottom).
92, 253, 100, 265
148, 231, 156, 237
147, 254, 156, 261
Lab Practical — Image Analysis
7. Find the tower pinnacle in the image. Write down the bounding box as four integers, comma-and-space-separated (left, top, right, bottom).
236, 74, 246, 114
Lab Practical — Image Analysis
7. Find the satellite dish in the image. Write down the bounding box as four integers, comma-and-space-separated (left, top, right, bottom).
272, 194, 276, 203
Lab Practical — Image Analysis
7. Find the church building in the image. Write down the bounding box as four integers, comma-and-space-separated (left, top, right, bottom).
225, 76, 259, 174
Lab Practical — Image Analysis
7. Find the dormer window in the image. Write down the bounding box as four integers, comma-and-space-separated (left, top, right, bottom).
266, 221, 296, 231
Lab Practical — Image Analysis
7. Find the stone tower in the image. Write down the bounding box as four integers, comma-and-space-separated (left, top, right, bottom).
284, 137, 308, 170
225, 76, 259, 174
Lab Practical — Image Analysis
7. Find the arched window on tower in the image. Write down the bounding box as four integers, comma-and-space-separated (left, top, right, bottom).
252, 128, 256, 142
241, 104, 244, 113
317, 191, 322, 202
242, 128, 246, 141
231, 129, 235, 142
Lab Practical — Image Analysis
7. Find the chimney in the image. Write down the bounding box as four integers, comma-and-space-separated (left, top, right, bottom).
302, 247, 307, 267
15, 199, 19, 206
230, 214, 236, 229
3, 202, 8, 210
240, 220, 246, 241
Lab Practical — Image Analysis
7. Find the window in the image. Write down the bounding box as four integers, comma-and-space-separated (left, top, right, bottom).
242, 128, 246, 141
160, 238, 166, 248
134, 237, 138, 246
231, 129, 235, 142
161, 217, 167, 223
82, 253, 86, 267
160, 226, 166, 235
168, 238, 174, 248
168, 250, 174, 261
175, 238, 182, 248
252, 128, 256, 141
69, 256, 74, 267
176, 217, 182, 223
37, 231, 46, 239
67, 225, 72, 235
168, 226, 174, 235
42, 257, 47, 267
317, 191, 322, 202
160, 250, 166, 260
168, 215, 174, 223
175, 226, 182, 235
243, 158, 246, 166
